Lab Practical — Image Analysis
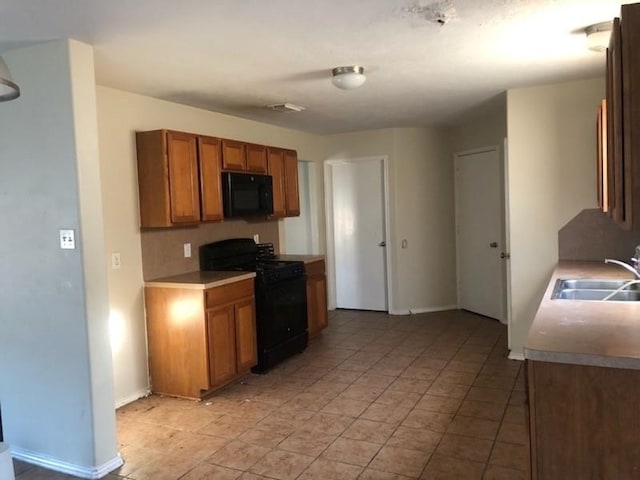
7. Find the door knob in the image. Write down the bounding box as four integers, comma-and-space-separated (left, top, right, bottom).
378, 241, 386, 247
489, 242, 498, 248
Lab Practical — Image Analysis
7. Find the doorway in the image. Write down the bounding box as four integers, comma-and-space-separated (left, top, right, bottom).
325, 157, 389, 311
454, 146, 507, 322
283, 160, 319, 254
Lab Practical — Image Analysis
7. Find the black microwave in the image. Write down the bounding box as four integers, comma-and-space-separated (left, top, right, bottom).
222, 172, 274, 218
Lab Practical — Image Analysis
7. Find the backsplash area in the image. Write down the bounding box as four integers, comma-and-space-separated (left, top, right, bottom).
141, 219, 279, 280
559, 209, 640, 261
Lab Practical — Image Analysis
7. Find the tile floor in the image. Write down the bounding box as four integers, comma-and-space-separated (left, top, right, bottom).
14, 309, 529, 480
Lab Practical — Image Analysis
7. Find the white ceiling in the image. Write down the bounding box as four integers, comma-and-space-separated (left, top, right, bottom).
0, 0, 629, 134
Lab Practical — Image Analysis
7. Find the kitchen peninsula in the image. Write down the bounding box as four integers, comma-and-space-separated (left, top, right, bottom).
525, 261, 640, 479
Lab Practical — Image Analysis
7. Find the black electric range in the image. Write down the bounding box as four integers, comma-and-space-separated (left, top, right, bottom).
200, 238, 308, 373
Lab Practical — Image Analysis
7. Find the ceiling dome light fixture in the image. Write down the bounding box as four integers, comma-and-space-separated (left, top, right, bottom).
331, 66, 366, 90
0, 56, 20, 101
585, 21, 613, 52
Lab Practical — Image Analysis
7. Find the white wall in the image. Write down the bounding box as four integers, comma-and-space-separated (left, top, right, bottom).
0, 40, 119, 476
507, 77, 604, 356
324, 128, 456, 314
96, 87, 325, 406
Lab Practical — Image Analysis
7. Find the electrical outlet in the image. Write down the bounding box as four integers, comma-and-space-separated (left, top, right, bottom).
60, 229, 75, 249
184, 243, 191, 258
253, 234, 260, 244
111, 252, 121, 269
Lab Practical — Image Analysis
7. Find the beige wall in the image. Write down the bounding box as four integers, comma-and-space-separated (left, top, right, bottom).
324, 128, 456, 314
96, 86, 325, 405
449, 98, 509, 323
394, 128, 456, 311
506, 77, 604, 357
449, 95, 507, 154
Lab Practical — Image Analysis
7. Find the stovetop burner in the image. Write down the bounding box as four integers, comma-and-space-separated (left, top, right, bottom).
199, 238, 305, 285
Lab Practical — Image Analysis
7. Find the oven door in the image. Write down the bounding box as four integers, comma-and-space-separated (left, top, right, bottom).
255, 276, 307, 350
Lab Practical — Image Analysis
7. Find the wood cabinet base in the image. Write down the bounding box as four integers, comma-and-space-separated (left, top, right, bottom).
527, 360, 640, 478
144, 279, 257, 400
306, 259, 328, 337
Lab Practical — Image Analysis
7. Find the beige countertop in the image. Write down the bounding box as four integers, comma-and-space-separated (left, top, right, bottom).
276, 254, 325, 264
525, 260, 640, 369
144, 271, 256, 290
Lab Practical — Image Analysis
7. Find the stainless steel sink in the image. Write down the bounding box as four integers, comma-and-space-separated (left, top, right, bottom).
555, 279, 639, 290
551, 278, 640, 302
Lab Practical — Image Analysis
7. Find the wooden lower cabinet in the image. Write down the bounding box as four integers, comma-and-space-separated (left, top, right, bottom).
527, 360, 640, 478
306, 259, 328, 337
145, 278, 257, 399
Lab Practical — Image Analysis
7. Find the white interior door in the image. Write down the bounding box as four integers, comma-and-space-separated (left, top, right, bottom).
331, 159, 387, 311
455, 148, 505, 321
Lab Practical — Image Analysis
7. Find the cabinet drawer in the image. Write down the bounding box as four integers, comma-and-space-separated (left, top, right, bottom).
206, 278, 254, 308
305, 259, 325, 277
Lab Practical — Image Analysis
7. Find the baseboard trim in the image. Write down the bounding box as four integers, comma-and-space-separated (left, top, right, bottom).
12, 447, 123, 479
410, 305, 458, 314
389, 305, 459, 316
114, 387, 151, 409
508, 350, 525, 361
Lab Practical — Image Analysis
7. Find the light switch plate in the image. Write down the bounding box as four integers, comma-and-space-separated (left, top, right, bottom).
112, 252, 121, 269
60, 229, 75, 249
184, 243, 191, 258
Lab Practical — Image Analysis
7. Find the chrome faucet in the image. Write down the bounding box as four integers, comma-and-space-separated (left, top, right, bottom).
604, 259, 640, 279
602, 246, 640, 300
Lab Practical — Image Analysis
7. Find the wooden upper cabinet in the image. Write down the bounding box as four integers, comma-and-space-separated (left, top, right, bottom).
136, 128, 298, 225
246, 143, 268, 173
607, 17, 624, 224
597, 99, 609, 213
284, 149, 300, 216
605, 4, 640, 230
198, 136, 224, 222
267, 147, 300, 218
136, 130, 200, 227
267, 147, 286, 218
221, 139, 247, 171
166, 132, 201, 224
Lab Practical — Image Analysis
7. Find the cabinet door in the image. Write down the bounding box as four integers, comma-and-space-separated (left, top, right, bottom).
306, 260, 328, 336
596, 99, 608, 213
167, 131, 201, 224
234, 297, 257, 372
198, 136, 224, 222
607, 17, 624, 224
620, 4, 640, 229
246, 143, 268, 174
222, 139, 246, 171
268, 148, 286, 217
206, 305, 237, 388
145, 287, 209, 399
284, 150, 300, 216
